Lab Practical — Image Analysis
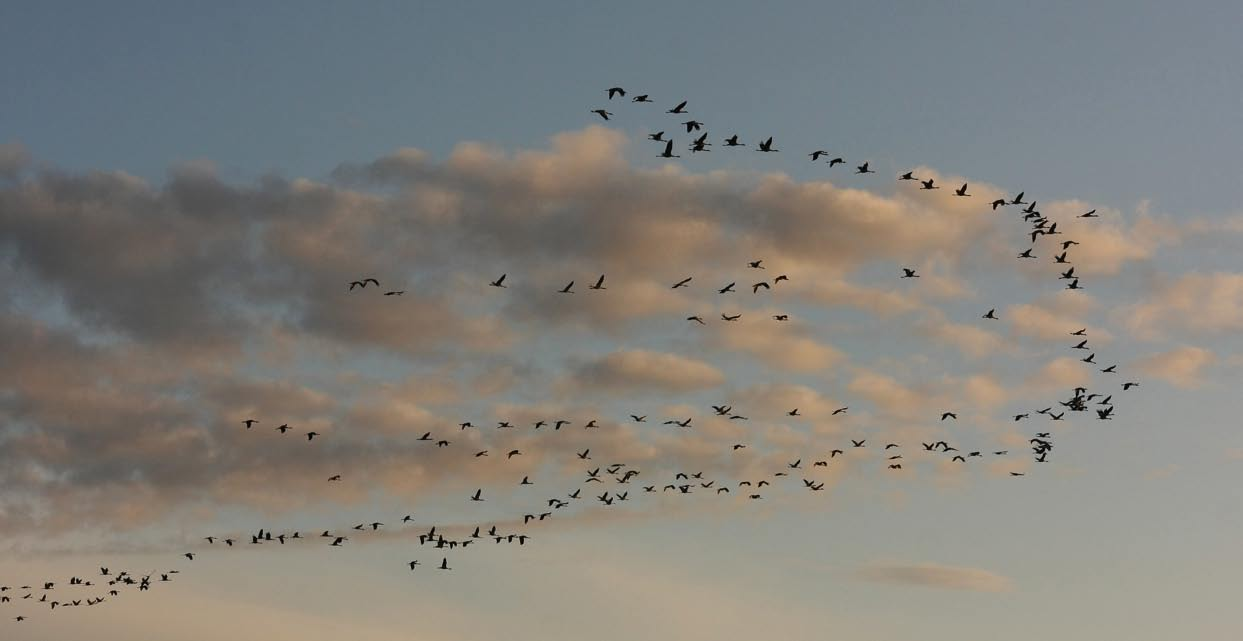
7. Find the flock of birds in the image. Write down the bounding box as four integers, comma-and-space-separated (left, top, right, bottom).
3, 86, 1139, 624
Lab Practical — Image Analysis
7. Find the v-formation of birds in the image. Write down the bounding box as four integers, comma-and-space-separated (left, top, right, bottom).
3, 86, 1137, 624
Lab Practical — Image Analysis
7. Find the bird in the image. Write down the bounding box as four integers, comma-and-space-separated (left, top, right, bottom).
856, 162, 874, 174
901, 268, 919, 278
632, 94, 652, 103
558, 281, 574, 294
683, 120, 704, 132
306, 432, 320, 441
591, 109, 613, 120
920, 179, 938, 190
648, 131, 665, 141
659, 140, 680, 158
607, 87, 626, 99
810, 151, 829, 161
899, 171, 916, 180
827, 157, 845, 167
276, 424, 291, 433
1079, 209, 1098, 218
470, 489, 483, 502
941, 412, 958, 421
991, 198, 1008, 210
489, 274, 507, 288
954, 183, 970, 197
672, 276, 693, 288
752, 281, 770, 293
588, 274, 606, 290
724, 135, 743, 147
721, 313, 741, 322
667, 100, 689, 114
851, 439, 866, 448
718, 282, 736, 294
408, 560, 421, 570
1018, 248, 1036, 258
748, 260, 764, 269
438, 558, 450, 571
832, 407, 848, 415
982, 309, 998, 319
757, 137, 778, 152
1123, 382, 1140, 390
686, 316, 705, 325
242, 419, 258, 429
772, 314, 789, 321
327, 475, 342, 481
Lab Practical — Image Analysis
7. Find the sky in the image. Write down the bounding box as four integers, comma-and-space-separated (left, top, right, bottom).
1, 2, 1242, 640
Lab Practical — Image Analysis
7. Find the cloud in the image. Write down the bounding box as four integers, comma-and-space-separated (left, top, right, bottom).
568, 349, 724, 394
856, 561, 1015, 592
1123, 272, 1243, 340
1133, 345, 1216, 388
0, 127, 1165, 542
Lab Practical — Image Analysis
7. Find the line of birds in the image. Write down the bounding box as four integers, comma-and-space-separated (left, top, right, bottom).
3, 85, 1140, 624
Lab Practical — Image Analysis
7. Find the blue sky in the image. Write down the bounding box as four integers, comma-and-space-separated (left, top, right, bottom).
3, 1, 1240, 213
2, 2, 1242, 640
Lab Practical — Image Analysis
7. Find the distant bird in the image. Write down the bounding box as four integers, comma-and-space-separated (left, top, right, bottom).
1122, 382, 1140, 390
901, 268, 919, 278
982, 308, 998, 319
648, 131, 665, 141
591, 109, 613, 120
349, 278, 379, 290
941, 412, 957, 421
721, 313, 741, 322
757, 137, 778, 152
306, 432, 320, 441
588, 274, 606, 290
438, 558, 450, 571
856, 162, 874, 174
748, 260, 764, 269
810, 151, 829, 161
667, 100, 689, 114
276, 424, 291, 433
832, 407, 848, 415
470, 489, 483, 502
1018, 248, 1036, 258
686, 316, 706, 325
899, 171, 916, 180
752, 281, 770, 293
672, 276, 693, 288
384, 290, 404, 296
242, 419, 258, 429
954, 183, 970, 197
719, 282, 736, 294
1079, 209, 1098, 218
683, 120, 704, 132
659, 140, 680, 158
558, 281, 574, 293
489, 274, 507, 288
772, 314, 789, 321
920, 179, 938, 190
607, 87, 626, 99
827, 157, 845, 167
327, 475, 342, 482
632, 94, 652, 102
724, 135, 743, 147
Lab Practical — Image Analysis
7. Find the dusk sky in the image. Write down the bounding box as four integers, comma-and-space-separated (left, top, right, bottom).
2, 2, 1241, 640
